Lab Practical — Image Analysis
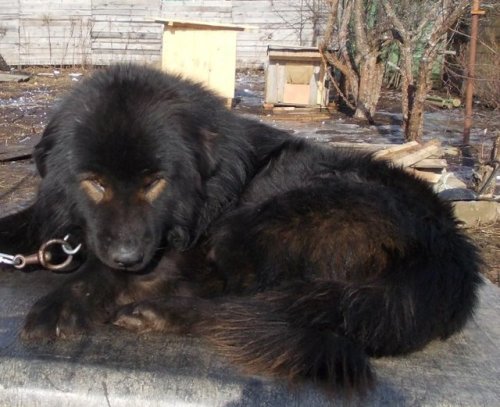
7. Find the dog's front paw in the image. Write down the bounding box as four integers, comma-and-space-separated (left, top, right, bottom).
113, 301, 167, 334
114, 298, 202, 335
21, 295, 91, 341
21, 282, 108, 340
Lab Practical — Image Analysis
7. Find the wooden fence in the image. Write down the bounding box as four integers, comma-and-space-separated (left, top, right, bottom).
0, 0, 321, 68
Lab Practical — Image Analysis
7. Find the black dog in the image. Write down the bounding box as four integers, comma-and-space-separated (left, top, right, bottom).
0, 64, 481, 392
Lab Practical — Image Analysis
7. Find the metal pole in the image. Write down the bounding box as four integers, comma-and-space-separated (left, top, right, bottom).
463, 0, 485, 145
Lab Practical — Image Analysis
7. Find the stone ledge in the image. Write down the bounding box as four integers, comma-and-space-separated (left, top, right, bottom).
0, 272, 499, 406
453, 200, 500, 227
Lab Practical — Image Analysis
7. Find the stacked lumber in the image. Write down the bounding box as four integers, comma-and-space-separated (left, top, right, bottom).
330, 139, 448, 184
426, 96, 461, 109
375, 139, 447, 183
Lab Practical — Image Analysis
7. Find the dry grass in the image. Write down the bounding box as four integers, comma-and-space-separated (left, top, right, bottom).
466, 222, 500, 286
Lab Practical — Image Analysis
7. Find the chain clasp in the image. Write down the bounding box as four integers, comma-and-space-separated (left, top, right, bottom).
0, 235, 82, 271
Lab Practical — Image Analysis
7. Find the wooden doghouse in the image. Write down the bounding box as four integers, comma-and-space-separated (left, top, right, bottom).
265, 46, 329, 108
155, 19, 246, 108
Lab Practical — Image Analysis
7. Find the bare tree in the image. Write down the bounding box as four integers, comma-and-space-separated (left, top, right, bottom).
319, 0, 356, 110
320, 0, 390, 122
277, 0, 470, 134
381, 0, 470, 141
272, 0, 328, 46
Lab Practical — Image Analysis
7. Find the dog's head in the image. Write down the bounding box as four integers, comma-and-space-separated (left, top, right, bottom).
73, 170, 170, 271
34, 65, 218, 271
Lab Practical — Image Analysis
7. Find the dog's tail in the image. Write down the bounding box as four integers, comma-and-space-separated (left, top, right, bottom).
197, 283, 372, 393
196, 258, 480, 393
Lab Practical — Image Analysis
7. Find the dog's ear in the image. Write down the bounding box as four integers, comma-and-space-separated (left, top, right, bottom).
33, 122, 57, 177
167, 226, 192, 251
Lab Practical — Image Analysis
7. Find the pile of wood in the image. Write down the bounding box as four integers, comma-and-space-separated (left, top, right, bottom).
331, 139, 448, 184
425, 96, 461, 109
374, 139, 447, 183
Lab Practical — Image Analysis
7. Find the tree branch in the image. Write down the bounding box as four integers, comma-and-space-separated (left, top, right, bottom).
381, 0, 409, 44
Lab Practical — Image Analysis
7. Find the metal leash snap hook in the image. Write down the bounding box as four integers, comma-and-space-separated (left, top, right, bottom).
0, 235, 82, 271
13, 254, 28, 269
62, 234, 82, 255
38, 238, 75, 271
0, 253, 16, 266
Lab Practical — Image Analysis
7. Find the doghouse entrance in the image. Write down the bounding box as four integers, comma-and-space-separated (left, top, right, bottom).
265, 46, 329, 107
282, 63, 314, 106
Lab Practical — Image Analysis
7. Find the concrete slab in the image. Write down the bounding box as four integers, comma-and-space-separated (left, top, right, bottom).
453, 200, 500, 227
0, 73, 31, 83
0, 271, 499, 406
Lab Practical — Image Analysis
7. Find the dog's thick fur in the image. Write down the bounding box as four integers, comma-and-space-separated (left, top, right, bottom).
0, 64, 481, 392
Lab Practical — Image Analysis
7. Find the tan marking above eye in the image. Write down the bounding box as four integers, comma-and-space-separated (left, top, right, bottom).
143, 178, 168, 203
80, 178, 109, 204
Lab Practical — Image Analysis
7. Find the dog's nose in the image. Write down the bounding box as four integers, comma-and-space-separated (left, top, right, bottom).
112, 246, 144, 268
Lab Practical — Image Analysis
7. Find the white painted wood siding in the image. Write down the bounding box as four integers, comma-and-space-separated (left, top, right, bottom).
0, 0, 319, 67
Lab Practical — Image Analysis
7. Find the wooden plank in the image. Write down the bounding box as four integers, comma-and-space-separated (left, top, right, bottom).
155, 18, 247, 31
0, 148, 33, 162
275, 63, 286, 102
91, 42, 160, 51
160, 7, 231, 14
412, 158, 448, 169
92, 0, 161, 6
18, 38, 91, 47
374, 141, 419, 159
282, 84, 310, 105
266, 113, 331, 122
405, 168, 443, 184
265, 63, 278, 103
268, 50, 322, 60
91, 53, 161, 64
92, 22, 162, 32
92, 10, 161, 16
91, 32, 160, 40
0, 138, 39, 162
92, 17, 162, 23
329, 142, 394, 151
392, 140, 442, 167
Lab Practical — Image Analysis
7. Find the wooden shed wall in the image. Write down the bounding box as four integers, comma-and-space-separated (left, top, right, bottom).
0, 0, 318, 68
0, 0, 20, 64
17, 0, 91, 66
158, 0, 317, 67
232, 0, 317, 67
92, 0, 162, 65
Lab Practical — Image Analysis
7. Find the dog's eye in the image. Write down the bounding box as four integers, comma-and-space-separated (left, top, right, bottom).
80, 179, 107, 203
143, 176, 167, 203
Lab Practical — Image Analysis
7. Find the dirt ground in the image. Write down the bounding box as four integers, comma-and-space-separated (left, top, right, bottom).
0, 67, 498, 286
